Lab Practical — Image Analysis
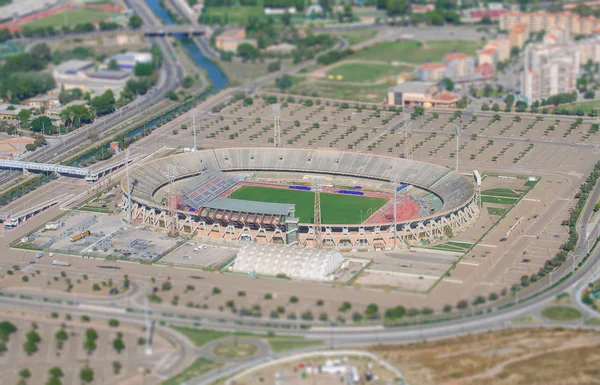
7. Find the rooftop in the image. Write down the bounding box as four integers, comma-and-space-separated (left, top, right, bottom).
419, 62, 446, 71
87, 70, 130, 80
389, 82, 436, 94
54, 60, 95, 74
204, 197, 295, 216
444, 52, 470, 61
217, 28, 246, 40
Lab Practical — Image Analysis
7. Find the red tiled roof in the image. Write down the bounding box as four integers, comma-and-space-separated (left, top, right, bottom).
444, 52, 470, 61
419, 62, 446, 70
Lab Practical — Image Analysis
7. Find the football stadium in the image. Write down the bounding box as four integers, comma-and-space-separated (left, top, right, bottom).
122, 148, 479, 250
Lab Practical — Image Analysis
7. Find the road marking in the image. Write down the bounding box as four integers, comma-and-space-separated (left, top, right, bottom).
459, 261, 480, 266
558, 198, 570, 201
523, 198, 540, 202
568, 171, 583, 179
523, 234, 537, 238
477, 244, 497, 248
443, 279, 463, 284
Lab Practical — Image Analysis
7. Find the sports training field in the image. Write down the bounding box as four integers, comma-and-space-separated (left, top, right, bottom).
24, 9, 116, 28
228, 186, 388, 224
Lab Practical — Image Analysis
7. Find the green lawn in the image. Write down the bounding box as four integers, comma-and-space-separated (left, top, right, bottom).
161, 358, 222, 385
202, 6, 263, 25
339, 30, 378, 45
268, 339, 323, 353
171, 327, 232, 347
445, 241, 472, 249
228, 186, 388, 224
326, 63, 408, 83
524, 179, 540, 187
540, 306, 582, 322
558, 100, 600, 114
348, 40, 479, 64
481, 196, 518, 205
281, 80, 391, 103
24, 10, 116, 28
487, 207, 507, 216
481, 188, 524, 198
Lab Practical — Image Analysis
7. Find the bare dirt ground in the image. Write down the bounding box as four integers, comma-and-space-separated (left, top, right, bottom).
369, 328, 600, 385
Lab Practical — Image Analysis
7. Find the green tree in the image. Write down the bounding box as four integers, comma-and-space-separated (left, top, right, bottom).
91, 90, 116, 116
23, 340, 38, 355
31, 116, 55, 134
108, 59, 120, 71
236, 43, 261, 61
165, 90, 178, 101
275, 75, 293, 91
491, 103, 500, 112
19, 368, 31, 379
386, 0, 409, 18
0, 321, 17, 341
108, 319, 120, 328
16, 109, 32, 125
134, 62, 153, 77
129, 15, 143, 28
182, 76, 193, 88
442, 77, 454, 91
48, 367, 64, 378
79, 366, 94, 383
112, 338, 125, 353
55, 329, 68, 342
112, 361, 122, 374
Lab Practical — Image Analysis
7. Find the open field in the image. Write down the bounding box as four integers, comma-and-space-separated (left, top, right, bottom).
348, 40, 479, 64
202, 6, 263, 24
228, 186, 388, 224
339, 29, 378, 45
558, 100, 600, 114
326, 62, 408, 83
370, 328, 600, 385
274, 79, 391, 102
541, 306, 582, 321
24, 9, 117, 28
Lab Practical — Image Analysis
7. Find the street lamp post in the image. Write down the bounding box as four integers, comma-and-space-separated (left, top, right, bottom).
453, 124, 461, 172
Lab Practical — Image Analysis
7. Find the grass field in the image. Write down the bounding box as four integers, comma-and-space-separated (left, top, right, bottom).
268, 339, 323, 352
161, 358, 222, 385
482, 188, 524, 198
171, 327, 232, 347
228, 186, 388, 224
558, 100, 600, 114
326, 62, 409, 83
348, 40, 479, 64
481, 196, 518, 205
279, 79, 391, 102
202, 6, 263, 25
24, 10, 116, 28
487, 207, 507, 216
525, 179, 540, 187
541, 306, 582, 322
339, 30, 378, 45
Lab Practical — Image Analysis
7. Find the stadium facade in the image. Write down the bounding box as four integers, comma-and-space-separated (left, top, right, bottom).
121, 148, 479, 250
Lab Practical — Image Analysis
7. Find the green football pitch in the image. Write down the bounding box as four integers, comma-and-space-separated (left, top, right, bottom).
228, 186, 388, 224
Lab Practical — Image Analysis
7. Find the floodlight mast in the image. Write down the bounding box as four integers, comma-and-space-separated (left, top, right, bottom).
403, 113, 412, 160
193, 108, 197, 151
273, 103, 281, 148
391, 176, 403, 249
125, 149, 132, 224
453, 124, 461, 172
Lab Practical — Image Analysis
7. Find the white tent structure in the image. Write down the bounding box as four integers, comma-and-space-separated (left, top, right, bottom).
232, 243, 343, 281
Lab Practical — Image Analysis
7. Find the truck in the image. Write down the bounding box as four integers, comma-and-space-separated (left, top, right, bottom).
70, 230, 90, 242
52, 260, 71, 267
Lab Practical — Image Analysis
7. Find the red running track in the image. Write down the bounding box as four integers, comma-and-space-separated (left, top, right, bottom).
365, 196, 421, 224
